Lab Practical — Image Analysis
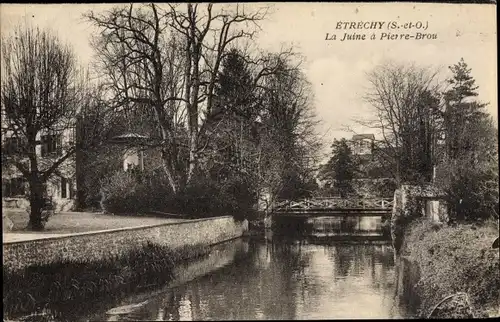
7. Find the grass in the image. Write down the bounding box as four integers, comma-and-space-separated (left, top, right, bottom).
3, 242, 211, 321
2, 209, 185, 241
404, 218, 499, 318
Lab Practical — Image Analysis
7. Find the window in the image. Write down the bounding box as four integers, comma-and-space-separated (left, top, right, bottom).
2, 177, 27, 197
3, 137, 25, 155
67, 126, 76, 146
61, 177, 67, 198
68, 179, 75, 199
41, 134, 62, 157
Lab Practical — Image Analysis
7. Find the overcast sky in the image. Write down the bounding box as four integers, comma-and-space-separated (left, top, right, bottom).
1, 3, 497, 159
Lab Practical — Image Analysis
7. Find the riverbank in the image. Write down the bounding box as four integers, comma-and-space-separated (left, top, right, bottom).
3, 242, 212, 321
3, 214, 248, 319
31, 236, 403, 320
400, 218, 499, 318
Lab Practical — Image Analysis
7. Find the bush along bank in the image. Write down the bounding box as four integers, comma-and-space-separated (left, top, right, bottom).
3, 242, 211, 321
401, 218, 500, 318
99, 170, 257, 222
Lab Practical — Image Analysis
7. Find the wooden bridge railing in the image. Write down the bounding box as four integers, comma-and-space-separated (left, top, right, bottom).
273, 197, 394, 212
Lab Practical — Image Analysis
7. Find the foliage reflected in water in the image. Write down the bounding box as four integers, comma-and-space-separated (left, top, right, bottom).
273, 215, 391, 241
5, 237, 411, 321
95, 237, 404, 321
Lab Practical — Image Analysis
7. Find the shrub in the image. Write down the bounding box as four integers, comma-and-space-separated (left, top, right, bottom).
374, 178, 397, 198
350, 178, 397, 198
100, 171, 142, 214
169, 178, 224, 217
136, 171, 175, 213
219, 174, 258, 221
436, 157, 499, 223
168, 175, 256, 220
73, 145, 125, 210
100, 169, 257, 220
99, 170, 175, 215
405, 219, 500, 317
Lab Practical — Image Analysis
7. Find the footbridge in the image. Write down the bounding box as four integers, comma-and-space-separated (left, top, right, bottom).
271, 197, 394, 240
272, 197, 394, 217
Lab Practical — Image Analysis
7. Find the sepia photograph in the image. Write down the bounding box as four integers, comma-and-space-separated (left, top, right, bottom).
1, 1, 498, 321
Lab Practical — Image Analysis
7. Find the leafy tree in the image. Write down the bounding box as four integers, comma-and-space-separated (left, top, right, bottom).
202, 49, 260, 214
74, 83, 119, 210
326, 138, 358, 198
406, 89, 441, 183
443, 58, 479, 104
437, 112, 498, 222
258, 55, 321, 203
277, 168, 311, 200
206, 50, 320, 207
442, 58, 487, 160
205, 49, 258, 179
437, 58, 499, 222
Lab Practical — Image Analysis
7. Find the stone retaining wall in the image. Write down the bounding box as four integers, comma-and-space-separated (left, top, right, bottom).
390, 184, 448, 255
3, 216, 248, 272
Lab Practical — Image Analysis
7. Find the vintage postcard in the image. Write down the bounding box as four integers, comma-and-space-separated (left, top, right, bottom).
2, 2, 498, 321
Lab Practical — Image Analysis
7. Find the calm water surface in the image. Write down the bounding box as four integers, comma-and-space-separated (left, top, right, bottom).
81, 235, 409, 321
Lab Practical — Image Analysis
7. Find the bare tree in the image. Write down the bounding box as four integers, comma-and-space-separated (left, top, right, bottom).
168, 3, 271, 184
362, 61, 441, 186
1, 25, 81, 230
86, 3, 272, 192
86, 4, 183, 192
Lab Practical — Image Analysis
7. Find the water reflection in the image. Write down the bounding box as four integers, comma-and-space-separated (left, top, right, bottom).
92, 236, 407, 321
273, 215, 391, 239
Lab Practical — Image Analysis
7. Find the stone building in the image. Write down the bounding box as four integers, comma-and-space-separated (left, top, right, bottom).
2, 126, 77, 211
108, 133, 149, 172
349, 134, 375, 156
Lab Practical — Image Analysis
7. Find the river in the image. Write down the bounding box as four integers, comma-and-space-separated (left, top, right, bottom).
72, 234, 413, 321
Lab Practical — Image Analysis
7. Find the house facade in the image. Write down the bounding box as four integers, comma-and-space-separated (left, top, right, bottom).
2, 126, 77, 212
349, 134, 375, 156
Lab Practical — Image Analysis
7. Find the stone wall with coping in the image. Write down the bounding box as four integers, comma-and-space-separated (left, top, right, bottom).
390, 184, 448, 255
3, 216, 248, 272
392, 185, 448, 222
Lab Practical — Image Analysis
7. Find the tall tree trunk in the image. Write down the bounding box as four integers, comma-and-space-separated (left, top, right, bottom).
161, 148, 178, 194
187, 130, 197, 185
75, 138, 86, 209
395, 157, 402, 188
26, 139, 45, 231
186, 59, 200, 185
75, 157, 86, 209
28, 174, 45, 231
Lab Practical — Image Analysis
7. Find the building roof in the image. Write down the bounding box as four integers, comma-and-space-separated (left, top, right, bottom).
352, 134, 375, 141
109, 133, 149, 144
